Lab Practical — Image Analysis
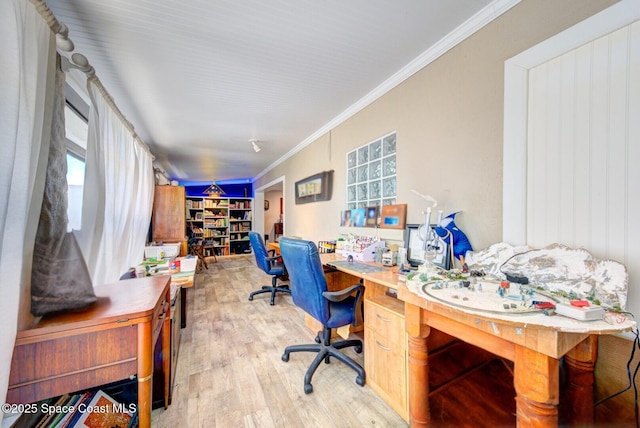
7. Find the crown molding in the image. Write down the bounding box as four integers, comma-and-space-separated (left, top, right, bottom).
255, 0, 521, 181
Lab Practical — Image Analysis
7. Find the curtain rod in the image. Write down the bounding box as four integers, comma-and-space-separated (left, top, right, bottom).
29, 0, 155, 160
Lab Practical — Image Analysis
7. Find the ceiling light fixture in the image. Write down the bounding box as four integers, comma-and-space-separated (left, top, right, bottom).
204, 179, 226, 197
250, 139, 261, 153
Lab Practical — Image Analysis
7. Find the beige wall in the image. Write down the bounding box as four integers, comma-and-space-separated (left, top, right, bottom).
264, 189, 282, 242
257, 0, 631, 419
256, 0, 618, 250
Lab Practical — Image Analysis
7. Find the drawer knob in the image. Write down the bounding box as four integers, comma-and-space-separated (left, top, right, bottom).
375, 340, 391, 351
376, 313, 391, 322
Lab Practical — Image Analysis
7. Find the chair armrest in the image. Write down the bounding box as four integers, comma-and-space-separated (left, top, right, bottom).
267, 249, 276, 257
322, 284, 363, 302
266, 255, 285, 271
323, 284, 365, 327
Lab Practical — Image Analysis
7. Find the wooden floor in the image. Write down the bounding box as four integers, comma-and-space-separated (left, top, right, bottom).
151, 256, 407, 427
151, 255, 517, 427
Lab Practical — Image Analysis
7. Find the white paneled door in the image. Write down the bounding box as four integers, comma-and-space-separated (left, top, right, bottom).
503, 0, 640, 317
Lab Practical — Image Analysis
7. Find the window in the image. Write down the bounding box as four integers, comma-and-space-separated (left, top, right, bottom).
64, 103, 87, 231
346, 131, 396, 209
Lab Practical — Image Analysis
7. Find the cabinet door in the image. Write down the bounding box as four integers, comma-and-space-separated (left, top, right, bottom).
364, 328, 407, 419
152, 186, 186, 241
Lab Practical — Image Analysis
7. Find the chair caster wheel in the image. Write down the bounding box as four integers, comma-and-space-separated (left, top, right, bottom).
355, 345, 362, 353
304, 384, 313, 394
270, 301, 275, 306
356, 376, 365, 387
248, 296, 253, 301
282, 353, 290, 362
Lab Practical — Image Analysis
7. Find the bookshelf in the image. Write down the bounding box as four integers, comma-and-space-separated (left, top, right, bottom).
186, 197, 253, 256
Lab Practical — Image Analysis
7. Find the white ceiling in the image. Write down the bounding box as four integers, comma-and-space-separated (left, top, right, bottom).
46, 0, 501, 183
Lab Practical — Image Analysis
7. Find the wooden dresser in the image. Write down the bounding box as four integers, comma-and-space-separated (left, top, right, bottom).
152, 185, 187, 256
6, 276, 171, 428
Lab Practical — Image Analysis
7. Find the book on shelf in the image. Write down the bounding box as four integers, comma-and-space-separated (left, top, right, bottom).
34, 394, 69, 428
73, 390, 133, 428
11, 384, 137, 428
51, 392, 84, 427
62, 391, 96, 427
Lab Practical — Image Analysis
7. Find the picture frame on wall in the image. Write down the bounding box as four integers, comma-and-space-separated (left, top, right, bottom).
295, 170, 334, 204
340, 210, 352, 226
352, 208, 365, 227
365, 206, 378, 227
380, 204, 407, 229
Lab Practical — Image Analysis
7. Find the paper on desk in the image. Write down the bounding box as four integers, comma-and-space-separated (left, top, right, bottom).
337, 325, 350, 340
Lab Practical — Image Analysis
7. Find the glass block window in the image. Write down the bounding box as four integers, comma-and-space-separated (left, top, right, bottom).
346, 132, 396, 209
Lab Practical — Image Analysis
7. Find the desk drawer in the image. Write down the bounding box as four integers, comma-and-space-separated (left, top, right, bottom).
364, 328, 407, 419
365, 299, 404, 350
8, 326, 137, 404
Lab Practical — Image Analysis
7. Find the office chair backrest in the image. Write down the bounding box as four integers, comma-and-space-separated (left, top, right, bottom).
249, 232, 273, 273
278, 237, 329, 323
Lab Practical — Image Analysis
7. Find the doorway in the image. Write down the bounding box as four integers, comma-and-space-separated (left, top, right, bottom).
255, 176, 285, 244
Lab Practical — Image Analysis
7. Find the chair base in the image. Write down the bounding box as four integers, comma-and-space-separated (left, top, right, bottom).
248, 276, 290, 305
281, 328, 365, 394
248, 285, 291, 305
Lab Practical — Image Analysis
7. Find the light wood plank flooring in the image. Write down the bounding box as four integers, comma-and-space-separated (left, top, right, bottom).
151, 256, 408, 427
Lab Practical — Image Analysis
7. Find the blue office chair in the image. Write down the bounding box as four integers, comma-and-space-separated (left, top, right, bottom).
278, 237, 365, 394
248, 232, 291, 305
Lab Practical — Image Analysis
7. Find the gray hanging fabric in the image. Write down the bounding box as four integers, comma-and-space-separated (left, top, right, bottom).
30, 56, 96, 316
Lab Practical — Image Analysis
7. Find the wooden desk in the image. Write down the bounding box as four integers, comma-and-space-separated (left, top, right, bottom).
267, 241, 280, 254
6, 276, 171, 428
319, 253, 635, 427
170, 271, 194, 328
320, 253, 407, 418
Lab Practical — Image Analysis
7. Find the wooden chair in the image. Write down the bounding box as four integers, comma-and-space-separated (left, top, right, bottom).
188, 224, 213, 271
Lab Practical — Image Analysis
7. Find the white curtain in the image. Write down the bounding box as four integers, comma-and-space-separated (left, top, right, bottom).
78, 80, 154, 285
0, 0, 55, 411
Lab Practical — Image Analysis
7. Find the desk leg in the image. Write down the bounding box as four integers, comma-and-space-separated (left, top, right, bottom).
137, 321, 153, 428
561, 335, 597, 425
408, 335, 430, 427
514, 345, 559, 427
405, 303, 431, 428
162, 305, 171, 409
181, 287, 187, 328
